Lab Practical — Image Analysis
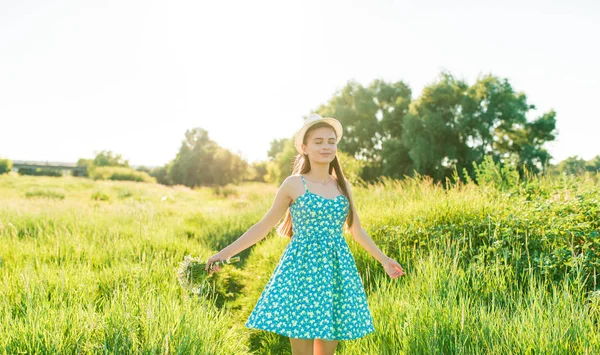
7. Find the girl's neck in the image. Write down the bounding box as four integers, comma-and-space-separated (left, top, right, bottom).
303, 168, 332, 185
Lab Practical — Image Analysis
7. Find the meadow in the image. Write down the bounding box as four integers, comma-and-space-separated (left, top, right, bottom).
1, 168, 599, 354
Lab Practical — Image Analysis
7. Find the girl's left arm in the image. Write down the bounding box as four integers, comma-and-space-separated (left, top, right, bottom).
344, 179, 406, 279
344, 179, 388, 264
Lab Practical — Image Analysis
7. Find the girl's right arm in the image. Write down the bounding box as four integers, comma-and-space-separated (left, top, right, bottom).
205, 176, 295, 272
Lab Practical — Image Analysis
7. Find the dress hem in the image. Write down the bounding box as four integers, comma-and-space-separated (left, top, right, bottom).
244, 322, 375, 341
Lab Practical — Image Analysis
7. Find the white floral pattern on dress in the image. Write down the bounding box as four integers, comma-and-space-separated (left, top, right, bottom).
245, 175, 375, 340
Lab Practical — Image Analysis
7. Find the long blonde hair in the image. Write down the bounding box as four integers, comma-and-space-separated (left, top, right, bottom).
276, 122, 355, 238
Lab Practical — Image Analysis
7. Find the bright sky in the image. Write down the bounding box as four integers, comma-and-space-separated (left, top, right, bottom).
1, 0, 598, 167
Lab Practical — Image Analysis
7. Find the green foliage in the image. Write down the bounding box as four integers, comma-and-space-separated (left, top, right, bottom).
89, 166, 156, 183
402, 72, 469, 181
0, 174, 262, 354
73, 158, 92, 177
91, 190, 110, 201
401, 72, 557, 181
314, 71, 557, 183
264, 161, 279, 185
588, 155, 600, 172
149, 165, 171, 185
76, 158, 93, 168
1, 172, 599, 353
1, 171, 600, 353
264, 137, 296, 185
24, 188, 66, 199
176, 255, 241, 295
75, 153, 127, 178
267, 138, 288, 160
472, 155, 520, 190
116, 187, 132, 199
0, 158, 12, 174
550, 155, 600, 176
135, 165, 152, 174
167, 128, 249, 188
212, 185, 238, 199
18, 167, 63, 177
247, 161, 268, 182
93, 150, 129, 167
380, 137, 412, 179
337, 150, 366, 184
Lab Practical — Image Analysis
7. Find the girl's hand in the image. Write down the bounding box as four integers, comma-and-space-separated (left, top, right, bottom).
382, 257, 406, 279
205, 252, 225, 275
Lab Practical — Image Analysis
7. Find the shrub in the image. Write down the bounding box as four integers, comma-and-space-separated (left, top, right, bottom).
0, 158, 12, 174
18, 167, 63, 177
149, 165, 172, 185
117, 188, 132, 199
91, 191, 110, 201
88, 166, 156, 183
24, 189, 65, 199
473, 155, 520, 190
212, 185, 237, 198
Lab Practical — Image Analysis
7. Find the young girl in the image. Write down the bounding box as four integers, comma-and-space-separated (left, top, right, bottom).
205, 113, 405, 355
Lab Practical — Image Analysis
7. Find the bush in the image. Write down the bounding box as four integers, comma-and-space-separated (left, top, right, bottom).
91, 191, 110, 201
75, 158, 93, 177
149, 165, 172, 185
337, 150, 366, 185
0, 158, 12, 174
212, 185, 237, 198
24, 189, 65, 199
18, 167, 63, 177
473, 155, 520, 190
117, 188, 132, 199
89, 166, 156, 183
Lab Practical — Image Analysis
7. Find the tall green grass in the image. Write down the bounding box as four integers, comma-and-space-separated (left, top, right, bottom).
0, 171, 599, 354
0, 175, 267, 354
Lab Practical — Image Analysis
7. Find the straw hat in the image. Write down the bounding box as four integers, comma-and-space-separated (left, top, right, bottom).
294, 113, 343, 155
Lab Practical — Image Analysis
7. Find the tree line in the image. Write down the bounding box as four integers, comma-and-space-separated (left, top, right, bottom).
262, 71, 586, 185
1, 71, 598, 187
306, 71, 557, 183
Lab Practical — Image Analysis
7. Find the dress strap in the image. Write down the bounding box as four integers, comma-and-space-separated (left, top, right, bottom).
300, 175, 308, 193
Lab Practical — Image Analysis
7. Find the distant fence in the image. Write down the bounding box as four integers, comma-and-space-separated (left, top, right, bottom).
12, 160, 87, 176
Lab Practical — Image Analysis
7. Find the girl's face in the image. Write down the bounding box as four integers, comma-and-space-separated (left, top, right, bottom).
302, 127, 338, 163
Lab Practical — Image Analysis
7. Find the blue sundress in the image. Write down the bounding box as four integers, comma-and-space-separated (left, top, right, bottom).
244, 175, 375, 340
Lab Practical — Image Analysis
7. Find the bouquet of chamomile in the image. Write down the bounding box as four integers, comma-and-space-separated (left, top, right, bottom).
176, 255, 241, 294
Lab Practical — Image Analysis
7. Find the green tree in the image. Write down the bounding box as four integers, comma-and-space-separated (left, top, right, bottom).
314, 80, 380, 161
308, 71, 556, 183
402, 72, 557, 181
149, 165, 172, 185
585, 155, 600, 172
248, 161, 268, 182
169, 128, 217, 187
206, 146, 249, 186
93, 151, 129, 167
556, 156, 587, 175
265, 137, 296, 185
549, 155, 600, 176
267, 138, 288, 160
168, 128, 248, 188
135, 165, 152, 173
74, 158, 93, 177
372, 79, 414, 179
402, 72, 469, 181
463, 74, 556, 176
337, 150, 366, 184
76, 158, 93, 168
0, 158, 12, 174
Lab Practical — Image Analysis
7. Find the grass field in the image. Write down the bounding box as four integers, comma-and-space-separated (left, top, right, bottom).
1, 172, 599, 354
